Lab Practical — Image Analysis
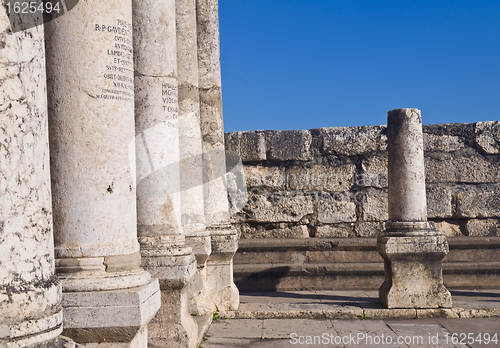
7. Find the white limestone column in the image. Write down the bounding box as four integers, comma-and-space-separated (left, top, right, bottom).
378, 108, 452, 309
176, 0, 216, 317
196, 0, 239, 311
387, 108, 428, 222
45, 1, 160, 345
0, 5, 63, 346
132, 0, 198, 346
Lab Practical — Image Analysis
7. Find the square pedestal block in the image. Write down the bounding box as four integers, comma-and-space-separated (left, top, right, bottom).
61, 279, 161, 346
378, 234, 452, 309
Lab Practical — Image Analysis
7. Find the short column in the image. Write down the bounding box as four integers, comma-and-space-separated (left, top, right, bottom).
176, 0, 216, 316
44, 2, 161, 345
196, 0, 239, 311
378, 108, 452, 309
0, 5, 63, 346
133, 0, 198, 347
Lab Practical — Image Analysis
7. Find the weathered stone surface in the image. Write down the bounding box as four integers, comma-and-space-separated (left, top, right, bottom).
456, 188, 500, 218
177, 0, 207, 233
239, 224, 309, 239
176, 0, 215, 319
358, 156, 388, 188
197, 0, 224, 153
379, 109, 451, 309
62, 280, 160, 343
425, 154, 500, 183
465, 219, 500, 237
270, 130, 312, 161
224, 131, 240, 154
315, 224, 355, 238
426, 186, 452, 219
475, 121, 500, 154
361, 189, 388, 222
321, 125, 387, 156
0, 6, 64, 346
206, 226, 239, 311
317, 200, 357, 224
245, 166, 285, 189
355, 222, 385, 237
197, 0, 240, 314
423, 133, 464, 152
226, 120, 500, 243
378, 234, 452, 309
46, 0, 139, 259
247, 194, 314, 223
288, 164, 354, 191
434, 220, 463, 237
387, 109, 427, 222
241, 131, 266, 162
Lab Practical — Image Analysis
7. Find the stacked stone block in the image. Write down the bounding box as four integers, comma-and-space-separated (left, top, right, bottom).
226, 121, 500, 239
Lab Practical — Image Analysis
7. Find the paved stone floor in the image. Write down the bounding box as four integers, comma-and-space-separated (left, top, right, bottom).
201, 290, 500, 347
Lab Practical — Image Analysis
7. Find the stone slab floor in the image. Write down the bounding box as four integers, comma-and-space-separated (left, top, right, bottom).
201, 290, 500, 348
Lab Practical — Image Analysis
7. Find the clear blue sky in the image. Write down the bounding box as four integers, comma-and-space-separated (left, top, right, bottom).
218, 0, 500, 132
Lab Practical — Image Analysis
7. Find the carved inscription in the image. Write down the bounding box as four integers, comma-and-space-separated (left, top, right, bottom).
94, 19, 134, 103
162, 83, 178, 127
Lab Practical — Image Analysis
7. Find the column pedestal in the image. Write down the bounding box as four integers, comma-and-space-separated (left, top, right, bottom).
61, 280, 160, 346
140, 237, 197, 348
206, 224, 239, 311
378, 222, 452, 309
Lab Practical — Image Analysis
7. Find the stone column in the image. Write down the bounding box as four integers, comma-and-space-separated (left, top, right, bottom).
132, 0, 198, 347
196, 0, 239, 311
377, 108, 452, 309
0, 5, 64, 347
44, 1, 161, 346
176, 0, 216, 317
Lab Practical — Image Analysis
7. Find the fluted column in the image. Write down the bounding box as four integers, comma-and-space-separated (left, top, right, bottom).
176, 0, 216, 317
45, 1, 160, 345
133, 0, 198, 346
378, 108, 452, 309
0, 5, 63, 346
196, 0, 239, 311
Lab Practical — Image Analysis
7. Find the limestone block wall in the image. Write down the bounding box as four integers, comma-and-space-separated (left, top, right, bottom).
225, 122, 500, 239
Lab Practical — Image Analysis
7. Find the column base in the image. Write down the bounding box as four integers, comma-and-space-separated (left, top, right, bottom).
206, 224, 239, 311
0, 280, 63, 348
377, 226, 452, 309
1, 312, 63, 348
140, 239, 198, 348
61, 279, 160, 346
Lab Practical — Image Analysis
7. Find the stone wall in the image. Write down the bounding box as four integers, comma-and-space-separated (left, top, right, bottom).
225, 122, 500, 239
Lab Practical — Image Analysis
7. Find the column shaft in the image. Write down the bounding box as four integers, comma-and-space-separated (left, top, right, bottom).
176, 0, 215, 316
133, 0, 198, 346
387, 108, 427, 222
196, 0, 239, 311
45, 1, 160, 345
0, 5, 62, 346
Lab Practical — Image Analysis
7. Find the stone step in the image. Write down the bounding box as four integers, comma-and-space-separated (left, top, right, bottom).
234, 262, 500, 291
233, 237, 500, 291
234, 237, 500, 264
